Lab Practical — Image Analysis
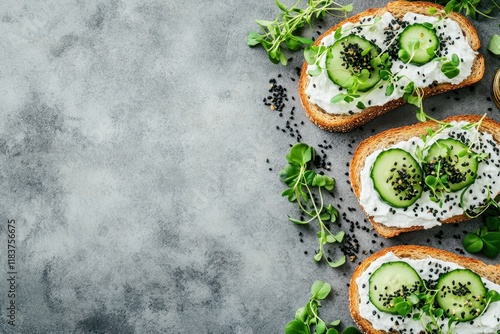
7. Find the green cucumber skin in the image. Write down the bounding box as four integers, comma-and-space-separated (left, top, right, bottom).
368, 261, 423, 314
326, 34, 381, 92
424, 138, 478, 192
370, 148, 424, 208
399, 23, 439, 66
436, 269, 487, 322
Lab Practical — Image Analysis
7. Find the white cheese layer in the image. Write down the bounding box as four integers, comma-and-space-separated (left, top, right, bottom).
305, 12, 476, 115
359, 122, 500, 229
356, 252, 500, 334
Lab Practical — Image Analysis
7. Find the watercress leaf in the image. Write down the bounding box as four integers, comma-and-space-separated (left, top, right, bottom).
326, 234, 337, 243
425, 175, 438, 189
286, 36, 304, 51
326, 329, 339, 334
274, 0, 288, 12
289, 143, 314, 165
268, 50, 281, 64
426, 46, 435, 56
478, 226, 490, 237
314, 251, 322, 262
282, 188, 297, 202
380, 70, 390, 81
311, 280, 325, 297
413, 312, 422, 321
306, 300, 318, 318
356, 101, 366, 109
312, 174, 327, 187
481, 232, 500, 258
316, 319, 327, 334
295, 306, 308, 321
344, 96, 354, 103
395, 301, 412, 316
334, 231, 345, 242
381, 83, 394, 98
328, 255, 346, 268
343, 4, 353, 12
285, 319, 311, 334
308, 66, 323, 77
487, 289, 500, 303
434, 308, 444, 318
288, 215, 310, 225
330, 319, 341, 327
255, 19, 275, 27
416, 111, 427, 122
427, 7, 438, 15
341, 328, 361, 334
331, 93, 347, 104
441, 61, 460, 79
486, 215, 500, 231
280, 164, 301, 185
334, 27, 342, 40
304, 170, 317, 185
445, 0, 456, 14
398, 49, 411, 63
404, 82, 415, 94
463, 233, 483, 253
247, 31, 265, 46
488, 34, 500, 56
323, 176, 335, 191
451, 54, 460, 66
304, 46, 318, 64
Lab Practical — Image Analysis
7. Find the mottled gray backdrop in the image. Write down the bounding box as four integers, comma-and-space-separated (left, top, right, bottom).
0, 0, 499, 333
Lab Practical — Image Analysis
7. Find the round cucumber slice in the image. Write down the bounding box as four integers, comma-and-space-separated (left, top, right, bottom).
436, 269, 487, 322
369, 261, 423, 314
424, 138, 478, 192
398, 23, 439, 65
370, 148, 424, 208
326, 34, 381, 92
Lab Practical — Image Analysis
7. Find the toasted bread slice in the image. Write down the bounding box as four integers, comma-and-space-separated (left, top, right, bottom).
350, 115, 500, 238
349, 245, 500, 334
299, 1, 485, 132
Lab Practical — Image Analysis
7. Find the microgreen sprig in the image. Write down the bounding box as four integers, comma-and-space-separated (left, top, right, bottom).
248, 0, 353, 65
285, 280, 362, 334
421, 0, 499, 19
280, 143, 346, 268
463, 197, 500, 257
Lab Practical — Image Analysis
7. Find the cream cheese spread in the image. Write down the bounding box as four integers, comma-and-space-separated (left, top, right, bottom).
356, 252, 500, 334
305, 12, 477, 114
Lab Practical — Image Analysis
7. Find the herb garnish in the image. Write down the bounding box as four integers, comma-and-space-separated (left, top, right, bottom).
280, 143, 346, 267
285, 280, 362, 334
247, 0, 353, 65
488, 33, 500, 55
463, 200, 500, 257
392, 281, 500, 334
418, 0, 499, 19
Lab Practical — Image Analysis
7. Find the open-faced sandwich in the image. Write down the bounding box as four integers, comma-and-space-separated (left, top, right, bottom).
350, 245, 500, 334
350, 115, 500, 238
299, 1, 484, 132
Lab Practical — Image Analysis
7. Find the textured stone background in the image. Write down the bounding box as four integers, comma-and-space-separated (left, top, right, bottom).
0, 0, 498, 333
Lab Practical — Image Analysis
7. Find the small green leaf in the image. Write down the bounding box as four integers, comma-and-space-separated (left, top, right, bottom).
314, 251, 322, 262
486, 216, 500, 231
481, 232, 500, 258
295, 307, 308, 321
326, 329, 339, 334
341, 328, 361, 334
304, 46, 318, 64
311, 280, 330, 299
285, 319, 311, 334
316, 320, 326, 334
427, 7, 438, 15
488, 34, 500, 55
422, 22, 433, 29
441, 60, 460, 79
328, 255, 346, 268
334, 27, 342, 40
385, 83, 394, 96
330, 320, 340, 327
356, 101, 366, 109
487, 290, 500, 303
288, 143, 314, 165
395, 301, 412, 316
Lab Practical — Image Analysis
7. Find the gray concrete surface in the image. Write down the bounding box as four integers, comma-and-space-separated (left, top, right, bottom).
0, 0, 499, 333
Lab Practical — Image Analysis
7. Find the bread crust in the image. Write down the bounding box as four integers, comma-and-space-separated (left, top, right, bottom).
349, 115, 500, 238
298, 1, 485, 132
349, 245, 500, 334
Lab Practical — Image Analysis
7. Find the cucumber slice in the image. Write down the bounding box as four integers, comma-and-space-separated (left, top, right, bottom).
326, 34, 381, 92
398, 23, 439, 65
424, 138, 478, 192
370, 148, 424, 208
436, 269, 487, 322
369, 261, 423, 314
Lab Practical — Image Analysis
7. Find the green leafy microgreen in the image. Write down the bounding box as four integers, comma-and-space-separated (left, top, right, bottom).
285, 281, 361, 334
280, 143, 346, 267
248, 0, 353, 65
435, 0, 498, 19
440, 54, 461, 79
488, 34, 500, 55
